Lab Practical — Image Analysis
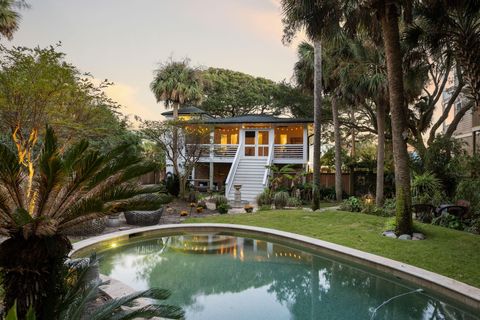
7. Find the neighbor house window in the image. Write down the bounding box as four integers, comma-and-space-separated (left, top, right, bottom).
280, 134, 288, 145
455, 101, 462, 115
231, 133, 238, 144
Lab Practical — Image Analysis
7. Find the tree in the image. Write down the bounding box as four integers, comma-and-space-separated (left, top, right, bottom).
348, 0, 413, 234
140, 120, 209, 198
201, 68, 280, 117
409, 0, 480, 107
281, 0, 341, 210
150, 58, 204, 175
0, 126, 159, 318
0, 0, 28, 40
0, 45, 130, 148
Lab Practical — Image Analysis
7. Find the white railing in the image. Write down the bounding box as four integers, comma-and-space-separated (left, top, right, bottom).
225, 144, 242, 197
213, 144, 238, 158
262, 141, 274, 187
273, 144, 304, 159
187, 144, 239, 158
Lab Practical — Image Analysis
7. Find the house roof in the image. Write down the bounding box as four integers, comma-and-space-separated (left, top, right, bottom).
201, 114, 313, 124
161, 106, 209, 116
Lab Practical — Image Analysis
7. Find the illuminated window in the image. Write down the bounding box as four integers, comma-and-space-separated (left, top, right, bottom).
221, 134, 228, 145
231, 133, 238, 144
280, 134, 287, 145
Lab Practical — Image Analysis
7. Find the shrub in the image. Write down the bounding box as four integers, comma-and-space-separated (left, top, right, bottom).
432, 213, 463, 230
197, 200, 207, 209
319, 187, 336, 200
217, 203, 230, 214
273, 191, 289, 209
382, 198, 396, 216
411, 172, 443, 205
123, 193, 172, 211
287, 197, 302, 208
455, 178, 480, 215
214, 195, 229, 207
165, 174, 180, 197
256, 189, 273, 207
339, 197, 363, 212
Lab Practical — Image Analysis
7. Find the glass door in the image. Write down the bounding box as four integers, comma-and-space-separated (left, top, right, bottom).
257, 130, 269, 157
243, 130, 269, 157
244, 131, 256, 156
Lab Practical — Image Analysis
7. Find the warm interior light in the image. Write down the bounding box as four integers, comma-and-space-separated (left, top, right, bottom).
231, 133, 238, 144
280, 134, 287, 145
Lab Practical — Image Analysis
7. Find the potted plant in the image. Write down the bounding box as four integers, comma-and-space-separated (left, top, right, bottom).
217, 203, 230, 214
180, 210, 188, 217
244, 204, 254, 213
196, 206, 203, 213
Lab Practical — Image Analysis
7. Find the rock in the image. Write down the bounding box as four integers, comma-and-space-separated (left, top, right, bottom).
382, 231, 397, 238
303, 208, 313, 212
398, 234, 412, 240
412, 232, 425, 240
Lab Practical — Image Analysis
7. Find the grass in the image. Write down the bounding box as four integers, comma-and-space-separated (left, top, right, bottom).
185, 210, 480, 288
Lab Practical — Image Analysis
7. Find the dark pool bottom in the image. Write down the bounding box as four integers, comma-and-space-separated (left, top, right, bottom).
96, 232, 478, 320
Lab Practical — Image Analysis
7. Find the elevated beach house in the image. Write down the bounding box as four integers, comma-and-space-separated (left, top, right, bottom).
162, 107, 313, 202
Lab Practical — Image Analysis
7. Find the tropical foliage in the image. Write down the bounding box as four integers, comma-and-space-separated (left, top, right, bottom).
0, 126, 159, 317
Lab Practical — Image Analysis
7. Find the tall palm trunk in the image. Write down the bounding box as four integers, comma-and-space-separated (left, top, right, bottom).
332, 95, 342, 201
380, 2, 412, 235
375, 98, 386, 206
0, 234, 72, 319
312, 39, 323, 210
171, 102, 182, 196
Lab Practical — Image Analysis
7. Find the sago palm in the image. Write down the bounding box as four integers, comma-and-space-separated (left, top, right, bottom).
0, 126, 159, 319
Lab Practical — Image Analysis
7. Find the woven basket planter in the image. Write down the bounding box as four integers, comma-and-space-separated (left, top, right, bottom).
124, 207, 164, 226
63, 217, 107, 236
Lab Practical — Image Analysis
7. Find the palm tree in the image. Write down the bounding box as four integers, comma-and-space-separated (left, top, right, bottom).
345, 36, 389, 206
346, 0, 413, 234
281, 0, 341, 210
0, 126, 159, 318
0, 0, 28, 40
408, 0, 480, 107
150, 58, 203, 193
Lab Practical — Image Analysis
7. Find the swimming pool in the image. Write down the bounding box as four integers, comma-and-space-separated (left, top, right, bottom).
73, 225, 480, 320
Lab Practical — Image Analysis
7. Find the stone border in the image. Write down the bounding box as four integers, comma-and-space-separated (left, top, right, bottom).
71, 223, 480, 311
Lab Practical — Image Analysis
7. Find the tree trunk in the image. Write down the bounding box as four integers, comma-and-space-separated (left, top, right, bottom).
332, 95, 343, 202
312, 39, 323, 210
380, 2, 412, 235
172, 102, 180, 191
0, 234, 72, 319
375, 99, 386, 206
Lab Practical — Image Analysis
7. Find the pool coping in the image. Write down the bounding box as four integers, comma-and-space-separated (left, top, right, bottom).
71, 223, 480, 311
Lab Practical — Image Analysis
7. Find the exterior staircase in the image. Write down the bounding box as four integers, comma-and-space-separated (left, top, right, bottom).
227, 158, 267, 203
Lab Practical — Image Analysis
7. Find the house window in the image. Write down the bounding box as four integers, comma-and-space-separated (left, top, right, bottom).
221, 134, 228, 145
280, 134, 288, 145
231, 133, 238, 144
455, 101, 462, 115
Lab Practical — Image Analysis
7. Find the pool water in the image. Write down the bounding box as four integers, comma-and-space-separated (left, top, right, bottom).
98, 233, 478, 320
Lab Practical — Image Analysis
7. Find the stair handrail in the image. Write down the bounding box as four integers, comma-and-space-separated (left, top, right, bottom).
225, 143, 242, 197
262, 141, 275, 187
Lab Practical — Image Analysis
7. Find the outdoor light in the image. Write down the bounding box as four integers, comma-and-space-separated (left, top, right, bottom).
365, 193, 374, 205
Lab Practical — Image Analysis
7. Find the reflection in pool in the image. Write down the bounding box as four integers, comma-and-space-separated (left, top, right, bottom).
98, 234, 478, 320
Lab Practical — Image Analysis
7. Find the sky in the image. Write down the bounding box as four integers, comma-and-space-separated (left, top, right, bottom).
9, 0, 304, 122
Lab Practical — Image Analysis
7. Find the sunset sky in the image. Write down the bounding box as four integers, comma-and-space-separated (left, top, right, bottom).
9, 0, 305, 121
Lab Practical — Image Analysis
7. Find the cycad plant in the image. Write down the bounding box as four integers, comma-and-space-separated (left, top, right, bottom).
0, 126, 159, 318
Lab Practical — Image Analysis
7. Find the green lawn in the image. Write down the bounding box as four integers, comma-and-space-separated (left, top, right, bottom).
185, 210, 480, 288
